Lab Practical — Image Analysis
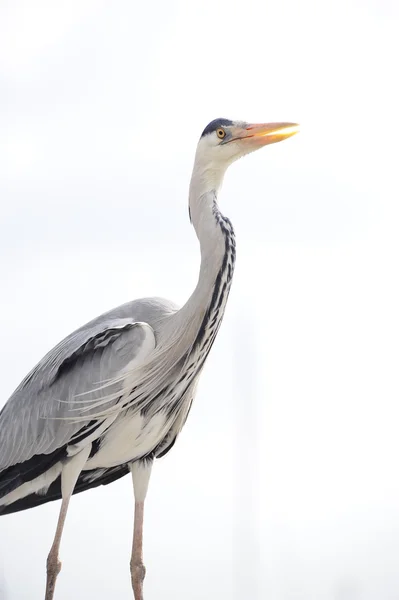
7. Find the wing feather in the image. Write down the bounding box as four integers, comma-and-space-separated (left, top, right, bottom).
0, 317, 156, 472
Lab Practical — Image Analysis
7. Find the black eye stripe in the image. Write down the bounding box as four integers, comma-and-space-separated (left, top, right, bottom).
201, 118, 233, 138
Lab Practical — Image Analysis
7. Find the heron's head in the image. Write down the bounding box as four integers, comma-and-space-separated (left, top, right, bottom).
192, 118, 299, 188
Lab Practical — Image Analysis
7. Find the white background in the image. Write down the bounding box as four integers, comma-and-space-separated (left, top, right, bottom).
0, 1, 398, 598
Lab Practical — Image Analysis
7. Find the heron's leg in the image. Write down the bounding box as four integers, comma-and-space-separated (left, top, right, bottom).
45, 446, 91, 600
45, 495, 69, 600
129, 460, 153, 600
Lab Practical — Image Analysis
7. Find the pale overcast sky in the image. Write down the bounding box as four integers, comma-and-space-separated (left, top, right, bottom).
1, 1, 399, 599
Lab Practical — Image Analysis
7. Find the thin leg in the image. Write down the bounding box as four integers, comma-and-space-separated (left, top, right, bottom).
131, 500, 145, 600
44, 445, 91, 600
45, 496, 70, 600
129, 461, 153, 600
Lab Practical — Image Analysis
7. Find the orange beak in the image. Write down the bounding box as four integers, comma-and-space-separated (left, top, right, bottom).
233, 122, 300, 146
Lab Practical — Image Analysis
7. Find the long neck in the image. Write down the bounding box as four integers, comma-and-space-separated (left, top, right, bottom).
171, 162, 236, 350
133, 162, 236, 409
186, 164, 233, 308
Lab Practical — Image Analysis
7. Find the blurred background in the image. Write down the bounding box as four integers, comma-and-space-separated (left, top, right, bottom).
0, 0, 399, 598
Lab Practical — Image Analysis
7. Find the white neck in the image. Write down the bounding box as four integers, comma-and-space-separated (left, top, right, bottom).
164, 161, 229, 341
188, 161, 227, 287
157, 158, 235, 367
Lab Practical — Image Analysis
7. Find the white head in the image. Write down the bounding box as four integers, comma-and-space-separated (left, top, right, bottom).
191, 118, 299, 194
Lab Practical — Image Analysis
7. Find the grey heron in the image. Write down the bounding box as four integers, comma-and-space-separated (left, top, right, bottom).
0, 118, 298, 599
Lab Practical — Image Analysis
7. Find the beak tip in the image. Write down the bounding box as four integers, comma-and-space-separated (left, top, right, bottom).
250, 122, 300, 144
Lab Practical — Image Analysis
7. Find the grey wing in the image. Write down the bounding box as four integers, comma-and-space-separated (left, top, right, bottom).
0, 316, 156, 472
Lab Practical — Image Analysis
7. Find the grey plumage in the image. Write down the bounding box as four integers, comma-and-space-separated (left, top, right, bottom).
0, 298, 176, 475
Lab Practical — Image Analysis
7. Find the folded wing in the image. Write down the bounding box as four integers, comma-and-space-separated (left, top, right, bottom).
0, 316, 156, 499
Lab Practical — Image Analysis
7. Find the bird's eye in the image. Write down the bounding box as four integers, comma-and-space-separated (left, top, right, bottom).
216, 128, 226, 140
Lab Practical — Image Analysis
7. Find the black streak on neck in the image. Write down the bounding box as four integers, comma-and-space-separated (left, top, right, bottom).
193, 202, 236, 349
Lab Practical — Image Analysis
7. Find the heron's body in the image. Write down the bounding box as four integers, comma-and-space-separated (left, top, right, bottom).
0, 118, 298, 599
0, 204, 235, 513
0, 298, 178, 513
